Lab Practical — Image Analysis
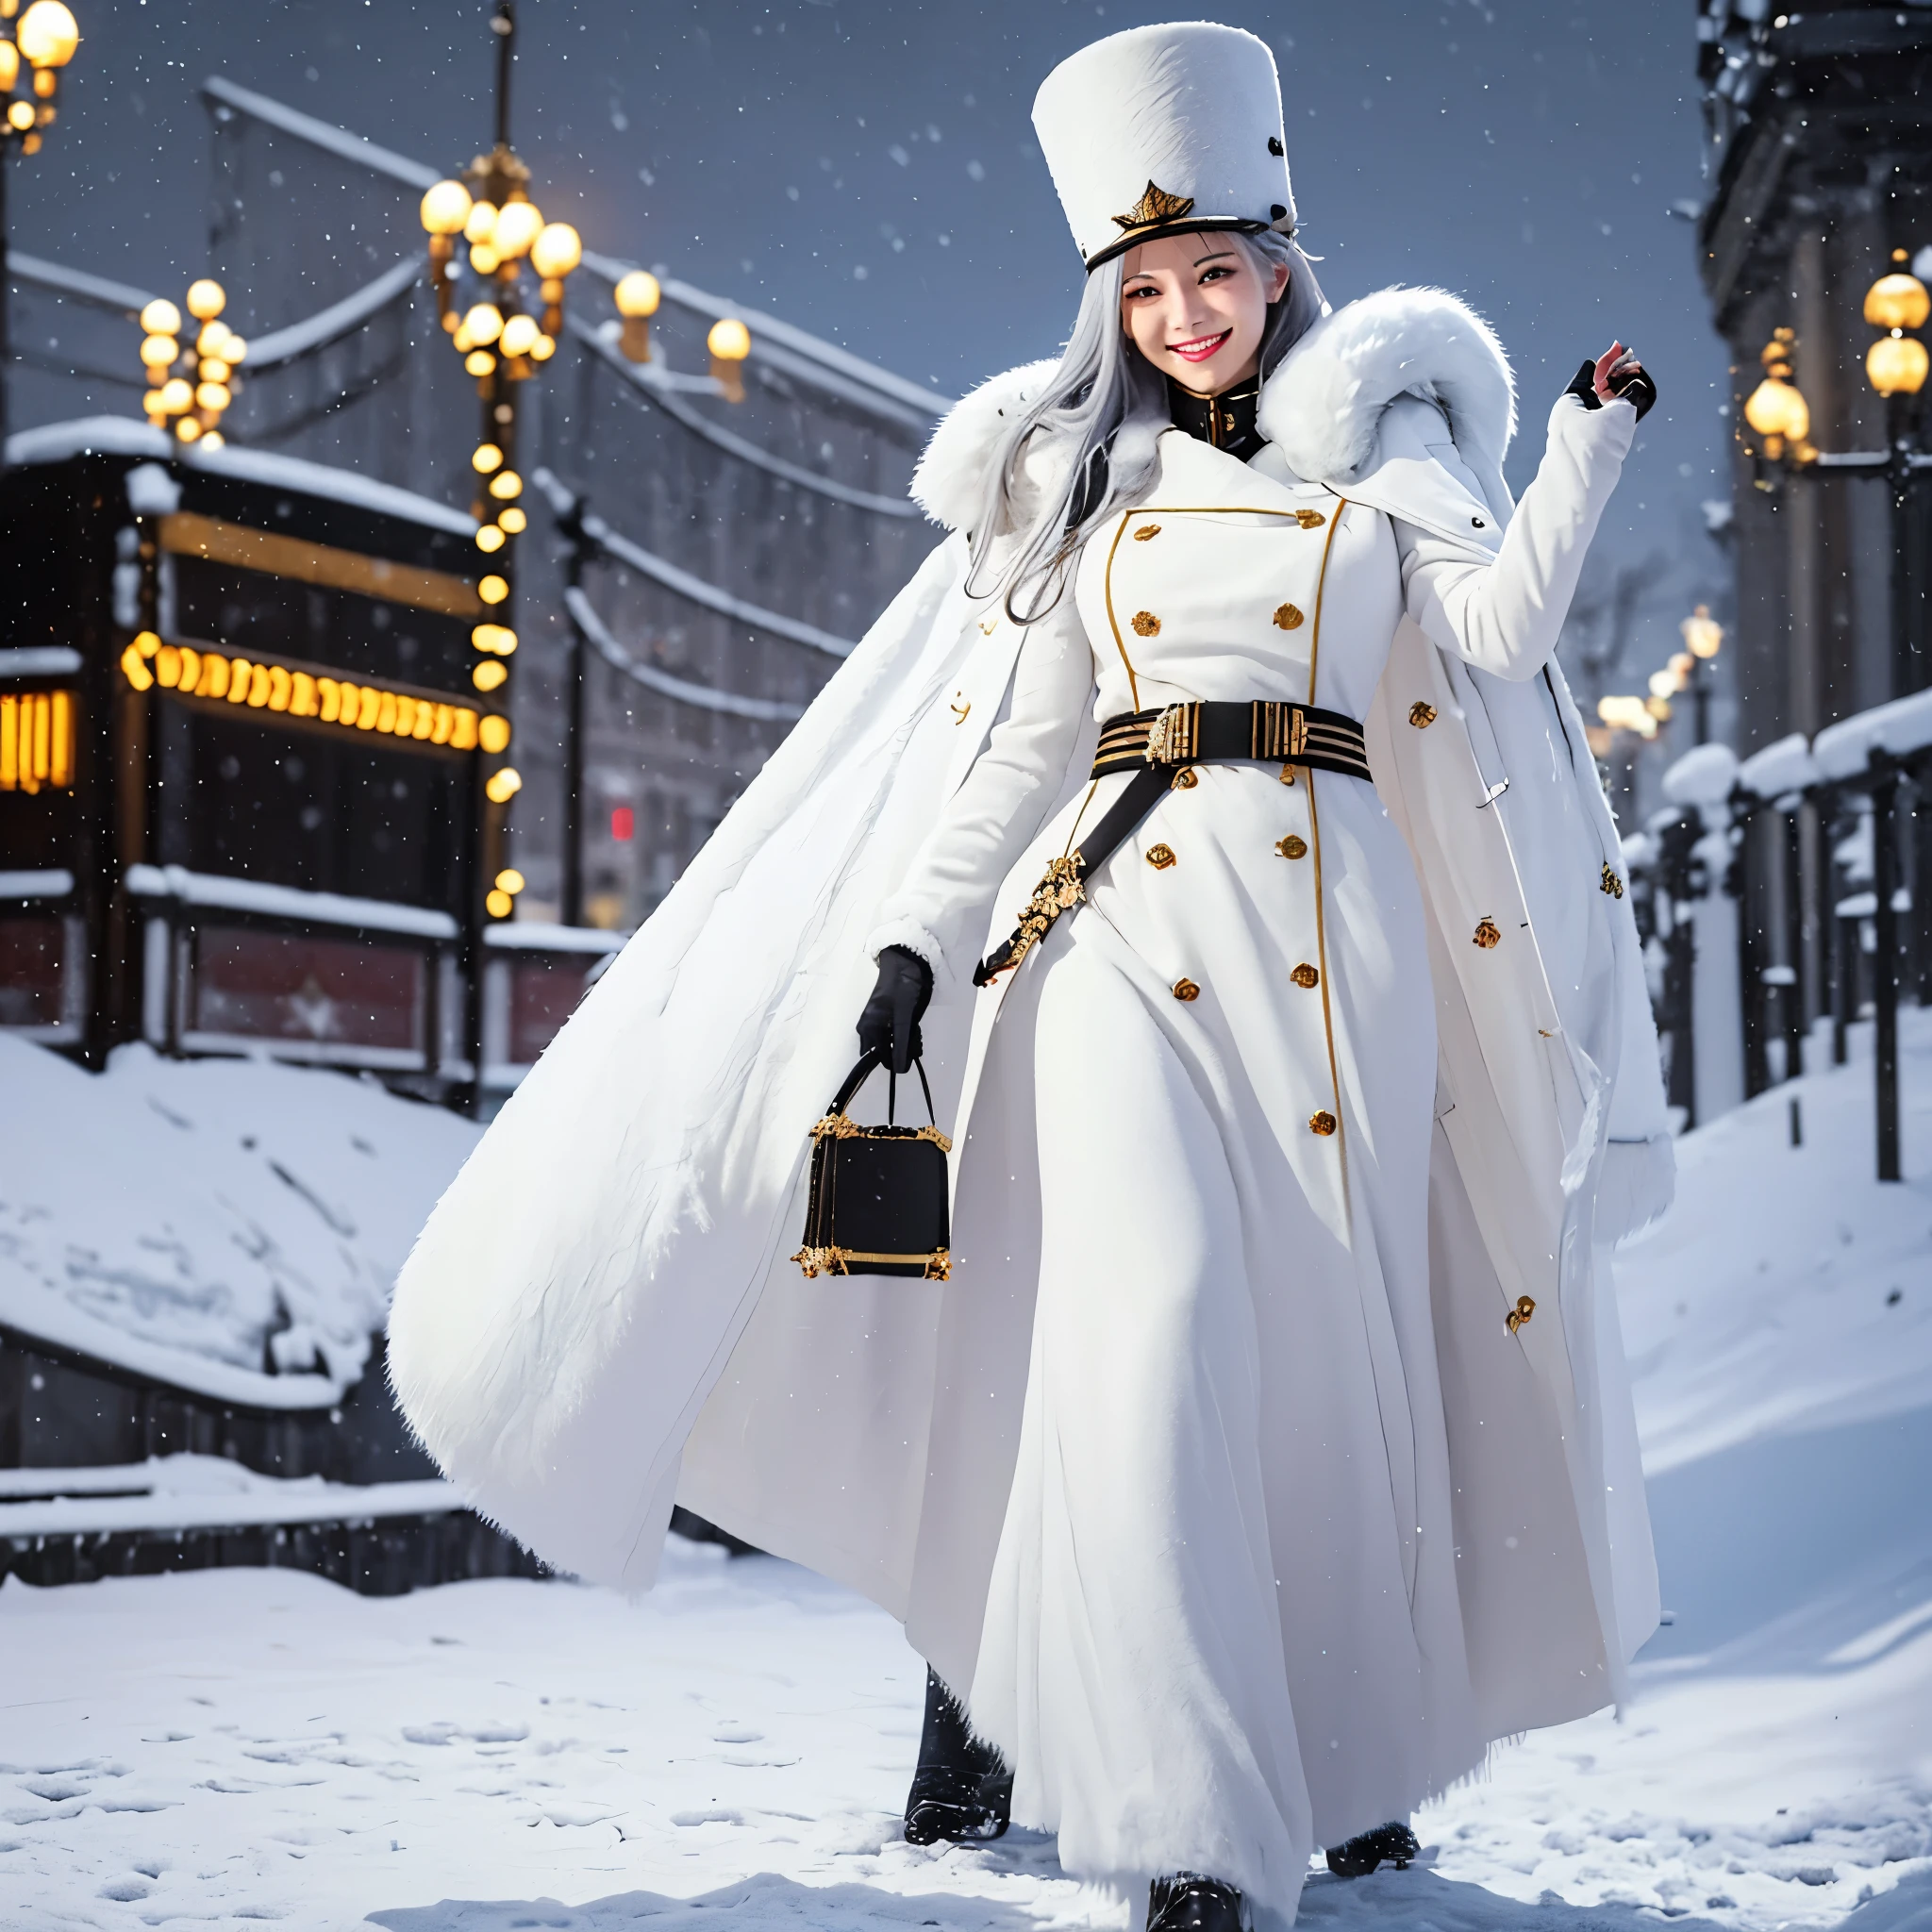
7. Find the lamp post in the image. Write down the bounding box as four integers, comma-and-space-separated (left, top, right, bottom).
1858, 248, 1927, 1183
0, 0, 80, 458
1679, 604, 1724, 744
134, 278, 246, 448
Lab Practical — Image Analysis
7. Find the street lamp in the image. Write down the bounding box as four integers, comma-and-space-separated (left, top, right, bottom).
1678, 604, 1724, 744
134, 278, 246, 449
0, 0, 82, 457
414, 1, 583, 926
1741, 326, 1818, 472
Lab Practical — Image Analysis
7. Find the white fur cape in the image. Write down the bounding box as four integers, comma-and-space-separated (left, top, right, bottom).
389, 284, 1668, 1734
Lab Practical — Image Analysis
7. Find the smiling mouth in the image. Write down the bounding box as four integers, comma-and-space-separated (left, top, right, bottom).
1168, 329, 1233, 363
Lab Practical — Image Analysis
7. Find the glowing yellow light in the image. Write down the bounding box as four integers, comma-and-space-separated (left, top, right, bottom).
488, 469, 522, 500
475, 524, 506, 552
195, 381, 231, 413
1743, 376, 1808, 442
486, 888, 514, 918
499, 313, 540, 359
469, 243, 502, 276
495, 867, 526, 894
530, 333, 556, 361
1681, 606, 1724, 660
199, 430, 225, 450
121, 642, 155, 691
473, 659, 508, 691
614, 271, 661, 319
142, 390, 168, 418
497, 505, 526, 534
141, 299, 182, 337
465, 349, 498, 377
478, 713, 512, 754
420, 178, 475, 238
464, 200, 499, 245
175, 417, 202, 442
1864, 272, 1931, 332
158, 377, 193, 414
472, 441, 504, 474
1670, 651, 1694, 682
707, 317, 751, 363
531, 222, 582, 279
492, 199, 543, 259
0, 42, 16, 91
1648, 669, 1677, 700
196, 320, 232, 358
199, 358, 231, 385
17, 2, 79, 68
139, 334, 178, 370
185, 278, 225, 322
484, 765, 523, 805
7, 101, 35, 131
471, 623, 517, 655
462, 303, 505, 346
478, 574, 509, 605
225, 337, 247, 365
1868, 334, 1929, 399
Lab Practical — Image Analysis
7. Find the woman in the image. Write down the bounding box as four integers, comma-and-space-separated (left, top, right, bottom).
391, 24, 1670, 1932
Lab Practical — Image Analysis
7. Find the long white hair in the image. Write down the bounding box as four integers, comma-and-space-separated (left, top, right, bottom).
965, 227, 1328, 625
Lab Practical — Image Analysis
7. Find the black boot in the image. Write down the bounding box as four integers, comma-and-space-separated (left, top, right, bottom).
903, 1669, 1014, 1845
1147, 1874, 1244, 1932
1324, 1820, 1420, 1877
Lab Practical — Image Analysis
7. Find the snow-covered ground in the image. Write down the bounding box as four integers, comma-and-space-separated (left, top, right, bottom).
3, 1014, 1929, 1931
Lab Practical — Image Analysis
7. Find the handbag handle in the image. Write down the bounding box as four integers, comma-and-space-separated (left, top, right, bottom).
828, 1047, 938, 1128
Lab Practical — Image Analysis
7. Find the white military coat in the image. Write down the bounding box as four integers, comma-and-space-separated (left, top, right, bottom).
388, 287, 1670, 1922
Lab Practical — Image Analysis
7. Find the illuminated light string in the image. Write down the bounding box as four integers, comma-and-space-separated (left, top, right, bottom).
116, 632, 510, 755
0, 687, 75, 792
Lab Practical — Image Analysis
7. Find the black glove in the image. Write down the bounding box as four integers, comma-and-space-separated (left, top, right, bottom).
858, 945, 933, 1075
1564, 357, 1657, 423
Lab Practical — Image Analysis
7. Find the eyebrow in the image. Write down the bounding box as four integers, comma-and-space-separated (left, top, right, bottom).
1191, 244, 1237, 265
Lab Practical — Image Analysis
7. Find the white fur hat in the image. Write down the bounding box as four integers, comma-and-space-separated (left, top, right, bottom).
1032, 22, 1295, 273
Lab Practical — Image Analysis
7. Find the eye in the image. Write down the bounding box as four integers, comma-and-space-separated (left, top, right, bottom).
1124, 283, 1158, 301
1198, 265, 1235, 285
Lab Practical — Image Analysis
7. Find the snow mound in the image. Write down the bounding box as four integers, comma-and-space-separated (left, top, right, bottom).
1617, 1007, 1932, 1476
0, 1040, 478, 1407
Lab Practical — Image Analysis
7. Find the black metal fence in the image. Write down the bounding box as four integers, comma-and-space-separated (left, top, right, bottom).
1625, 693, 1932, 1177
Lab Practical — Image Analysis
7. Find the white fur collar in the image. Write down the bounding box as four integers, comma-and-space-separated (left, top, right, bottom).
910, 286, 1515, 532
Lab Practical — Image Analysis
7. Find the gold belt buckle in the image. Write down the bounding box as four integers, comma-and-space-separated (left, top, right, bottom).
1144, 703, 1197, 765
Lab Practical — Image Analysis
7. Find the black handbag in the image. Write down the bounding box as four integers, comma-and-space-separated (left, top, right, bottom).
792, 1048, 952, 1280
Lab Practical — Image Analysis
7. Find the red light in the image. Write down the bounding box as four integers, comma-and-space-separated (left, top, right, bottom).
610, 806, 635, 841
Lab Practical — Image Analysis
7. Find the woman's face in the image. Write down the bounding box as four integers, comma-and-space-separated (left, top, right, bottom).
1120, 231, 1290, 394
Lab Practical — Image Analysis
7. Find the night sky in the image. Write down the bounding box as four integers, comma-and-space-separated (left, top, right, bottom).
22, 0, 1738, 680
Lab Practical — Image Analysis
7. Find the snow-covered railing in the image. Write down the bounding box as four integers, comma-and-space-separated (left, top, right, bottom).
531, 468, 858, 660
125, 864, 459, 941
1629, 691, 1931, 1178
0, 1455, 461, 1541
563, 586, 809, 724
244, 258, 421, 370
569, 315, 925, 519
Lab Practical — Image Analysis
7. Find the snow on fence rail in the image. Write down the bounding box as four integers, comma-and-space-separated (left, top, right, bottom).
1627, 691, 1930, 1181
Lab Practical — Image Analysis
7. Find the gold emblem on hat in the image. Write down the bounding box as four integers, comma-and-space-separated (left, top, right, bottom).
1112, 180, 1197, 238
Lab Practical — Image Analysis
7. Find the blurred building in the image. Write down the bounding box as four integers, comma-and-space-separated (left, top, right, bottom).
1, 76, 946, 1096
1695, 0, 1932, 748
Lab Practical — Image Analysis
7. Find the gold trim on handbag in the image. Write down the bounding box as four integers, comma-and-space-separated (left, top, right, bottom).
792, 1049, 952, 1281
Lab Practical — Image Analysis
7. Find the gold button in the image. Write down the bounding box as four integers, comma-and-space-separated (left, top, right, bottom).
1131, 610, 1161, 637
1273, 603, 1305, 631
1173, 977, 1200, 1002
1173, 767, 1198, 789
1473, 916, 1501, 950
1294, 508, 1326, 529
1308, 1109, 1338, 1136
1407, 701, 1437, 728
1290, 962, 1319, 989
1505, 1294, 1536, 1335
1146, 842, 1176, 870
1276, 834, 1307, 859
1134, 523, 1161, 541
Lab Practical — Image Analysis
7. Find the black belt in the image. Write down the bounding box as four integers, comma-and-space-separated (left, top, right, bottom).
973, 699, 1372, 987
